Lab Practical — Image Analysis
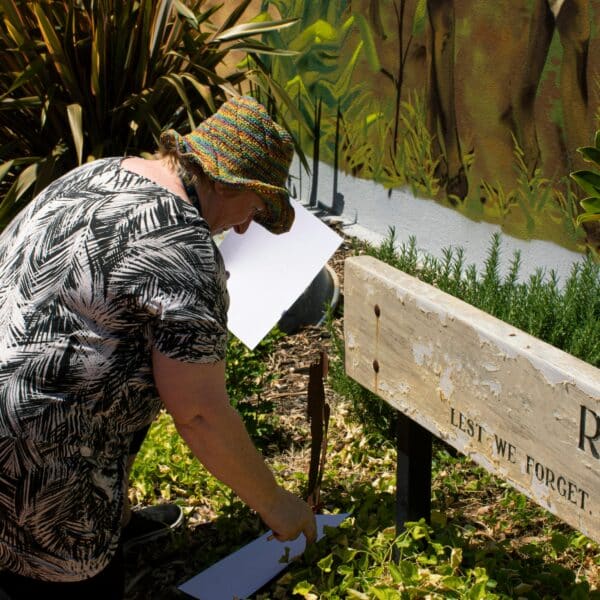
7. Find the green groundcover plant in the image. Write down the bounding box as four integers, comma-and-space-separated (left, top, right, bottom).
130, 393, 600, 598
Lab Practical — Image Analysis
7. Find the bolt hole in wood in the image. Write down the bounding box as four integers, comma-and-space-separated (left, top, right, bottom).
374, 304, 381, 318
372, 359, 380, 373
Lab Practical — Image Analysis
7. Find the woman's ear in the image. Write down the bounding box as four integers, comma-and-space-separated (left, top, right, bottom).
214, 182, 231, 194
214, 182, 241, 198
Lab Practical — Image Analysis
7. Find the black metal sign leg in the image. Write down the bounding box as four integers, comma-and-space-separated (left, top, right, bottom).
395, 411, 433, 538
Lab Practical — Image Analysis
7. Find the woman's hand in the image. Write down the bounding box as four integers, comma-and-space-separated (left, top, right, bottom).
260, 487, 317, 544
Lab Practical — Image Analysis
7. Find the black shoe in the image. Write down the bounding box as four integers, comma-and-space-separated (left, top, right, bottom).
122, 504, 184, 553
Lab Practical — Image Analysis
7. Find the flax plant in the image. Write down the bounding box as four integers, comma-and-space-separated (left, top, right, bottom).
0, 0, 300, 229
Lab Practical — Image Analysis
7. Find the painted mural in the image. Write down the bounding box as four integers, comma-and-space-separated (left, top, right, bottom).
250, 0, 600, 252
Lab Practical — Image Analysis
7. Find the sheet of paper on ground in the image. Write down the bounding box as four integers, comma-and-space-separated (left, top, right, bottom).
178, 513, 348, 600
219, 201, 342, 349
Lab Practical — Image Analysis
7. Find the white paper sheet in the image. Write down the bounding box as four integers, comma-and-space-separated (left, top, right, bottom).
178, 513, 348, 600
219, 201, 342, 349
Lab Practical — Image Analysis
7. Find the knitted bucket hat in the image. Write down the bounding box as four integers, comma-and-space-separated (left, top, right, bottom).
160, 96, 295, 234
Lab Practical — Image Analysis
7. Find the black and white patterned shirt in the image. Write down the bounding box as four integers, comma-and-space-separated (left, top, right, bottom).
0, 158, 228, 581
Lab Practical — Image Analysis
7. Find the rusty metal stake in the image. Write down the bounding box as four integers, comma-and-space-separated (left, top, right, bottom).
306, 351, 330, 511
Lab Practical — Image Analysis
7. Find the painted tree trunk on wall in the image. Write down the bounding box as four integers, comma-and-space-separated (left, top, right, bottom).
355, 0, 599, 248
363, 1, 596, 184
212, 0, 599, 249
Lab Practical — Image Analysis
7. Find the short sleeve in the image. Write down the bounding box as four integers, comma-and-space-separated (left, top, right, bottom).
113, 222, 229, 363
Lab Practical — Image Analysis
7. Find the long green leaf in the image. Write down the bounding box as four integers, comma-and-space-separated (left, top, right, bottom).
1, 0, 28, 46
368, 0, 386, 38
214, 18, 299, 42
32, 3, 81, 100
150, 0, 175, 59
32, 143, 68, 196
160, 74, 194, 128
90, 9, 102, 98
136, 0, 153, 89
354, 14, 380, 72
332, 41, 363, 98
576, 212, 600, 225
172, 0, 197, 27
570, 170, 600, 197
0, 160, 14, 183
0, 58, 45, 99
180, 74, 216, 113
0, 96, 42, 110
229, 41, 298, 56
66, 103, 83, 165
580, 197, 600, 214
577, 146, 600, 168
214, 0, 253, 36
8, 162, 37, 203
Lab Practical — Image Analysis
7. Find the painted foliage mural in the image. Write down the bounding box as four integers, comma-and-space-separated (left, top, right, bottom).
252, 0, 600, 252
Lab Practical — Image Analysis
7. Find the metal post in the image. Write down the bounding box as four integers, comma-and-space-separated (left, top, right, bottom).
395, 411, 433, 537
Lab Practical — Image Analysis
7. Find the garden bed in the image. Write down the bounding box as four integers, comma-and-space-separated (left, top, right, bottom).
125, 232, 599, 599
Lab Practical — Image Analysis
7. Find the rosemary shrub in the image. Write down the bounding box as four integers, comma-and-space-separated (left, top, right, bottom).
329, 231, 599, 437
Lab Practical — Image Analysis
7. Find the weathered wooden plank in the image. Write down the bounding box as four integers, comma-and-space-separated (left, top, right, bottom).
344, 256, 600, 542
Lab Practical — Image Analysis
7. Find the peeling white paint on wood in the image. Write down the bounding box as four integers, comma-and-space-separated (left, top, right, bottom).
344, 255, 600, 543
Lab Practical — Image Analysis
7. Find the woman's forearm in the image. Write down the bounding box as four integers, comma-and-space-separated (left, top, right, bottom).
175, 402, 279, 515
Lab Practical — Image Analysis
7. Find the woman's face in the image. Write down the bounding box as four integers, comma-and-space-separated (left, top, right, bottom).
199, 182, 266, 235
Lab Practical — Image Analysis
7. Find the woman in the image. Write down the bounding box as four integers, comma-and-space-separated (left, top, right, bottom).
0, 96, 316, 599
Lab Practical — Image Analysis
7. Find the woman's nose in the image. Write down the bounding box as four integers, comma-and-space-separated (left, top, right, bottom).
233, 214, 253, 235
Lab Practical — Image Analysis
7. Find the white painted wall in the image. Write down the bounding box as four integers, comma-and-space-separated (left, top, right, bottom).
293, 157, 586, 286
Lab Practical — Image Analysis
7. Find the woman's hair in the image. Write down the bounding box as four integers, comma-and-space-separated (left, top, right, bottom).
155, 144, 210, 188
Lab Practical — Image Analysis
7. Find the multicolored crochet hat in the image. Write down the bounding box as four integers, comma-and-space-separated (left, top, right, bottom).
160, 96, 295, 234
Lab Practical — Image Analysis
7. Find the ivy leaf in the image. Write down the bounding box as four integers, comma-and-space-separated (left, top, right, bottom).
317, 553, 334, 572
398, 560, 418, 583
292, 580, 317, 599
388, 562, 402, 583
551, 532, 569, 554
450, 546, 463, 570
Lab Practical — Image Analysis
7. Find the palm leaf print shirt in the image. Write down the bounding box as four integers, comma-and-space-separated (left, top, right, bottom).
0, 158, 229, 581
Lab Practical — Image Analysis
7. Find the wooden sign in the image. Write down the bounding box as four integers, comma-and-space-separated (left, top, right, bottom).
344, 256, 600, 542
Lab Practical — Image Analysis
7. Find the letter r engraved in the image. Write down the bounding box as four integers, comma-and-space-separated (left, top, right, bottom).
579, 405, 600, 459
